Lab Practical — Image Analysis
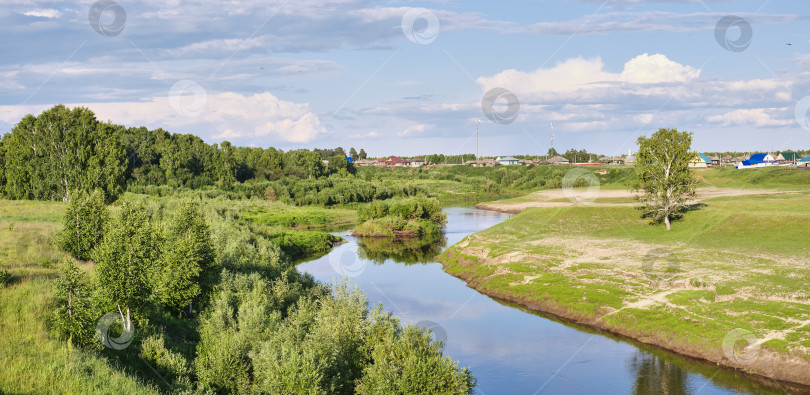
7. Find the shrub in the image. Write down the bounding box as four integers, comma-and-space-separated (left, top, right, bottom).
51, 259, 99, 347
140, 334, 192, 386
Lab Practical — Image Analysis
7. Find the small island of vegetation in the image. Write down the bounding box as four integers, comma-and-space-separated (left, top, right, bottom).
352, 195, 447, 238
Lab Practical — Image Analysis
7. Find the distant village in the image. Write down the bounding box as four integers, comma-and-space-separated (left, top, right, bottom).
344, 151, 810, 169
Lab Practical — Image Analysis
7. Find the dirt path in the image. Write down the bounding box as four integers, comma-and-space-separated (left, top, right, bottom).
476, 187, 806, 214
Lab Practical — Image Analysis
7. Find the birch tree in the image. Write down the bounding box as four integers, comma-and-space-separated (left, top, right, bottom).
95, 202, 159, 331
632, 128, 698, 230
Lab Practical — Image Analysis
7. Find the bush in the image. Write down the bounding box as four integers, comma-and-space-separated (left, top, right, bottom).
51, 259, 99, 347
356, 324, 475, 394
56, 190, 109, 260
140, 335, 192, 387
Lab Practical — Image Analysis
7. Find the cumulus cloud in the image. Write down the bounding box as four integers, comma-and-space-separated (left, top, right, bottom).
0, 91, 326, 144
472, 53, 797, 136
476, 53, 700, 102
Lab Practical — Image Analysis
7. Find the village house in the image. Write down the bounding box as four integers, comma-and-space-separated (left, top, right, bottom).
688, 153, 712, 168
778, 152, 803, 164
546, 155, 569, 165
410, 158, 425, 167
497, 156, 520, 166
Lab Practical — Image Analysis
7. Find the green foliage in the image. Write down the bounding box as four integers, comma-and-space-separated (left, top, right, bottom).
356, 324, 476, 394
140, 334, 192, 387
327, 154, 357, 176
355, 196, 446, 237
56, 190, 109, 261
94, 202, 160, 324
358, 148, 367, 159
2, 105, 126, 202
51, 259, 98, 347
632, 128, 698, 230
153, 201, 216, 314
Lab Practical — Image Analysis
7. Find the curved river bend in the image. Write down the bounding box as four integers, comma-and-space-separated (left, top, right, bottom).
298, 207, 786, 395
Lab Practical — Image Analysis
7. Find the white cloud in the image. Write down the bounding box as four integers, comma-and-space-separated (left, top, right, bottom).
476, 53, 699, 102
398, 124, 431, 137
619, 53, 699, 84
0, 91, 326, 144
705, 108, 793, 127
22, 9, 61, 18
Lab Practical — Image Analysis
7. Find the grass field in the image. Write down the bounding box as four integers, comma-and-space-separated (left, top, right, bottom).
0, 200, 161, 394
439, 168, 810, 387
0, 195, 360, 394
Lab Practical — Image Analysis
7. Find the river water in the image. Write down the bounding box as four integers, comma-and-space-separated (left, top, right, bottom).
297, 207, 787, 395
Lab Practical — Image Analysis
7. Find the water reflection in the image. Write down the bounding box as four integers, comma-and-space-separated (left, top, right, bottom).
356, 233, 447, 265
297, 207, 802, 394
629, 352, 691, 395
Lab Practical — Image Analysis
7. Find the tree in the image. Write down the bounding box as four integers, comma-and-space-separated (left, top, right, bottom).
358, 148, 367, 159
349, 147, 358, 160
154, 201, 216, 314
2, 105, 126, 202
57, 190, 109, 261
218, 141, 237, 189
632, 128, 697, 230
327, 154, 357, 176
546, 147, 559, 158
95, 202, 160, 330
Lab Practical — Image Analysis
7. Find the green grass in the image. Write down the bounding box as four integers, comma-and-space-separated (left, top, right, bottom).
0, 200, 159, 394
439, 188, 810, 375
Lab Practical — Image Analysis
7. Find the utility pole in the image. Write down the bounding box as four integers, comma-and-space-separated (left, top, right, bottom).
550, 122, 555, 155
476, 119, 480, 167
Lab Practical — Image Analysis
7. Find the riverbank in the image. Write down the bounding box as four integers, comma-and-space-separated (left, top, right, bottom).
439, 192, 810, 388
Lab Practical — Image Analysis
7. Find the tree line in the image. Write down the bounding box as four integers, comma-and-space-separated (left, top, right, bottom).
0, 105, 368, 202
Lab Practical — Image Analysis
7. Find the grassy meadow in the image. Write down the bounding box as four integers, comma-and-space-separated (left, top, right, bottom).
439, 167, 810, 386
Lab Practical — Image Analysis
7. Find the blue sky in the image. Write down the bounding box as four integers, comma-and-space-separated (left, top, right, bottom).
1, 0, 809, 157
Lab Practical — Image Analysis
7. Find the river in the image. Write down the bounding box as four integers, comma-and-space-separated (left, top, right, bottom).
297, 207, 786, 395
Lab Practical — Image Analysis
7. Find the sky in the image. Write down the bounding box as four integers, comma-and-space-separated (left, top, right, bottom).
1, 0, 810, 157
